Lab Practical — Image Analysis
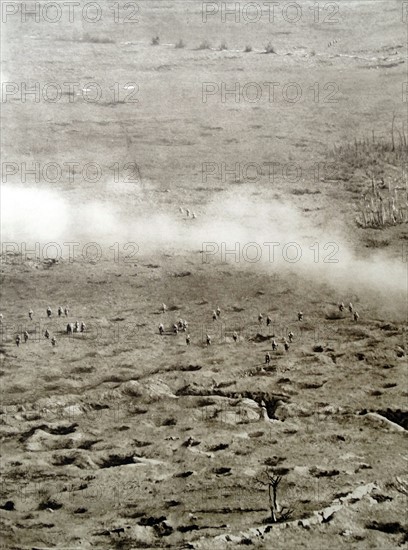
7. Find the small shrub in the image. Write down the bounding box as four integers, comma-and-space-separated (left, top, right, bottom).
81, 33, 115, 44
175, 39, 185, 49
291, 188, 321, 195
264, 42, 276, 54
151, 36, 160, 46
244, 45, 252, 52
198, 39, 211, 50
219, 41, 228, 51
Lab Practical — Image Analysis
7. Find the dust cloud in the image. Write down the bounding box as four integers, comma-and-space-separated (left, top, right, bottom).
2, 184, 406, 314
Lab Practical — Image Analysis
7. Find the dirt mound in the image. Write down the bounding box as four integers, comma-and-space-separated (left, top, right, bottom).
121, 380, 177, 400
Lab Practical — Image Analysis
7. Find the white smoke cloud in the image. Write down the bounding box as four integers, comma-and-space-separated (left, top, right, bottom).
1, 184, 406, 317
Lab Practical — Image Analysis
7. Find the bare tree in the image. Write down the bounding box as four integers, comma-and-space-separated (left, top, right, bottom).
255, 468, 293, 523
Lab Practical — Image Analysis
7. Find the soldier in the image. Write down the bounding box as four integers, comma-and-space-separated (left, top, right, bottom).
212, 311, 217, 321
348, 303, 353, 313
178, 318, 184, 329
46, 306, 52, 318
15, 335, 21, 347
284, 340, 289, 352
159, 323, 164, 335
182, 320, 188, 332
297, 311, 303, 321
51, 336, 56, 346
0, 313, 3, 324
266, 315, 272, 327
216, 307, 221, 317
44, 329, 50, 339
186, 334, 191, 345
173, 324, 179, 334
258, 313, 263, 324
272, 339, 277, 351
23, 331, 29, 343
74, 321, 80, 333
80, 322, 86, 333
265, 352, 271, 365
233, 331, 238, 343
162, 303, 167, 313
288, 331, 294, 343
64, 306, 69, 317
339, 302, 344, 312
206, 334, 211, 346
353, 311, 359, 322
186, 209, 191, 217
58, 306, 63, 317
28, 309, 33, 320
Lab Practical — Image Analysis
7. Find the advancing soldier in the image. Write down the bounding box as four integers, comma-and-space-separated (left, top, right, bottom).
284, 340, 289, 352
348, 302, 353, 313
353, 311, 359, 322
178, 318, 184, 329
173, 324, 179, 334
233, 331, 238, 343
58, 306, 63, 317
80, 322, 86, 333
216, 307, 221, 317
74, 321, 80, 333
46, 306, 52, 318
159, 323, 164, 335
297, 311, 303, 321
272, 339, 278, 351
206, 334, 211, 346
212, 311, 217, 321
0, 313, 3, 324
51, 336, 56, 346
339, 302, 344, 312
162, 303, 167, 313
44, 329, 50, 339
182, 320, 188, 332
28, 309, 33, 320
15, 335, 21, 347
258, 313, 263, 324
265, 352, 271, 365
23, 331, 29, 343
64, 306, 69, 317
266, 315, 272, 327
288, 331, 294, 343
186, 334, 191, 345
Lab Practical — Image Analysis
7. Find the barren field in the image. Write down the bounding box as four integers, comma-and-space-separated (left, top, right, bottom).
1, 1, 408, 549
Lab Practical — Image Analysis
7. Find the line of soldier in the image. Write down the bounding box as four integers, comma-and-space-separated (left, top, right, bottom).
15, 306, 72, 347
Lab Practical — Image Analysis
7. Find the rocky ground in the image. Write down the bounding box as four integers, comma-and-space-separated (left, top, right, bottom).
0, 248, 407, 549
